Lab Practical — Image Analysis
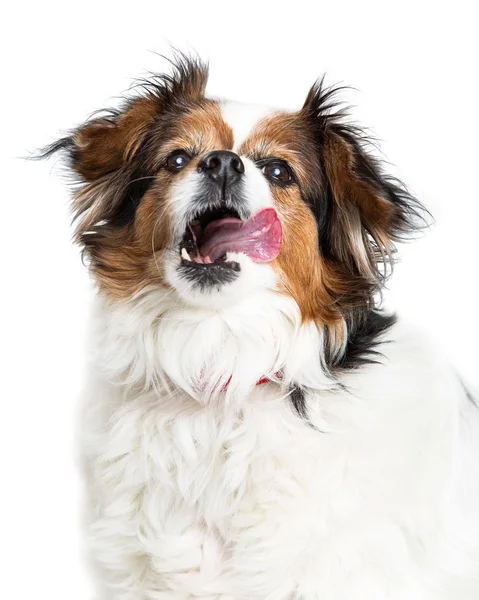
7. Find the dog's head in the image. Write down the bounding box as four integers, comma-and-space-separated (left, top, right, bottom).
43, 55, 423, 363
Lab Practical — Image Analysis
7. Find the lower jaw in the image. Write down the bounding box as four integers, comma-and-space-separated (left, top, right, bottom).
177, 260, 241, 290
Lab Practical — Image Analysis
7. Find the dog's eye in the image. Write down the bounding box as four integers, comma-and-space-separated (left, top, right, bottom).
166, 150, 191, 172
262, 160, 293, 185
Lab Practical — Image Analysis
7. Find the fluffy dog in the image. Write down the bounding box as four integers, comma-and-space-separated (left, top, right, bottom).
43, 55, 479, 599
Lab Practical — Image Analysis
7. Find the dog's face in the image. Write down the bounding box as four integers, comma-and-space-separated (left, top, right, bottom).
47, 57, 420, 347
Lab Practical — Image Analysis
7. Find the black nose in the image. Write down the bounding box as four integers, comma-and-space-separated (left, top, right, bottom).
198, 151, 245, 186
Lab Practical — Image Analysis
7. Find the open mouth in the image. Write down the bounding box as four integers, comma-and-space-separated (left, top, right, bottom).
180, 207, 244, 271
179, 206, 283, 267
177, 205, 282, 289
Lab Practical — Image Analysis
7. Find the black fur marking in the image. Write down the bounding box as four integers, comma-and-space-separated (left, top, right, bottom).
110, 170, 156, 228
178, 261, 240, 290
308, 173, 334, 260
336, 311, 396, 371
33, 135, 75, 161
289, 386, 308, 420
289, 313, 395, 423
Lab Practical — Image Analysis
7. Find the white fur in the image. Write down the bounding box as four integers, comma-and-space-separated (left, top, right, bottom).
220, 101, 275, 151
78, 100, 479, 599
81, 283, 479, 600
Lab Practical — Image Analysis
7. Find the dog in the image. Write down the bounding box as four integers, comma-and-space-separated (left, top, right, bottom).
42, 55, 479, 599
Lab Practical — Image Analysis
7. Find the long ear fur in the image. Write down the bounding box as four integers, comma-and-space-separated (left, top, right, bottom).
301, 79, 428, 313
37, 54, 209, 244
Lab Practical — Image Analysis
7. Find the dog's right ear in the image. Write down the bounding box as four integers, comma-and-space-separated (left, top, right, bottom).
36, 55, 209, 238
40, 54, 209, 184
47, 97, 161, 182
37, 95, 162, 238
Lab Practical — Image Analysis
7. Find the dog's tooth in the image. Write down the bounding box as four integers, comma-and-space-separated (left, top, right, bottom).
181, 248, 190, 261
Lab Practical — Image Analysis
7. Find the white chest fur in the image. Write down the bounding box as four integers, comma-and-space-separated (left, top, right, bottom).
81, 299, 479, 600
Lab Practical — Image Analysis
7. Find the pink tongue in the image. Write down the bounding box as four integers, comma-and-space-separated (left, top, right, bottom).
199, 207, 282, 263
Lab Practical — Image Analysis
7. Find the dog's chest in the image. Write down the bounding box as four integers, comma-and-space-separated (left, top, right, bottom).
91, 388, 330, 596
89, 383, 452, 599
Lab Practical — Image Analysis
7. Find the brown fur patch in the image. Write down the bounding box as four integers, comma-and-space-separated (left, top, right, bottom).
88, 227, 165, 301
76, 99, 236, 300
238, 104, 412, 344
322, 132, 398, 279
323, 133, 395, 225
272, 186, 339, 323
83, 180, 170, 301
73, 97, 161, 181
319, 130, 406, 310
240, 112, 345, 330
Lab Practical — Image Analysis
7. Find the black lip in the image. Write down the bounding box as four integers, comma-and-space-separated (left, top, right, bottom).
178, 260, 240, 289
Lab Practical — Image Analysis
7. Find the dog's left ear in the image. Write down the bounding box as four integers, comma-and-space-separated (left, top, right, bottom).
301, 81, 426, 307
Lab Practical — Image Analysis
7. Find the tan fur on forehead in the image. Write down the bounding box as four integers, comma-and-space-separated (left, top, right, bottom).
158, 101, 234, 161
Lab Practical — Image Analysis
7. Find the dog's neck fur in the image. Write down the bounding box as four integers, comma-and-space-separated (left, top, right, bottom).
92, 287, 338, 413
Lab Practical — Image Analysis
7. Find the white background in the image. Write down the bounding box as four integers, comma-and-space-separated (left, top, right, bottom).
2, 1, 478, 598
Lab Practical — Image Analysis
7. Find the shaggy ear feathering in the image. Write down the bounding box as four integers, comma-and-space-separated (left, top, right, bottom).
39, 54, 479, 599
